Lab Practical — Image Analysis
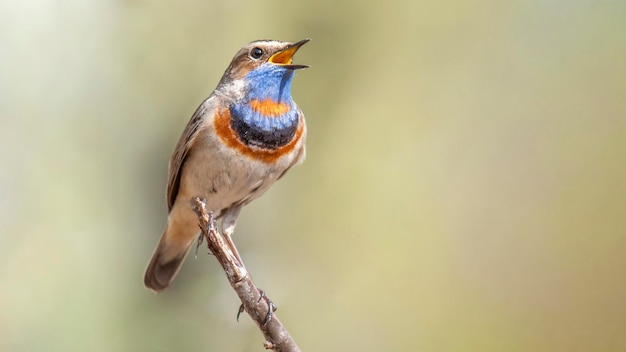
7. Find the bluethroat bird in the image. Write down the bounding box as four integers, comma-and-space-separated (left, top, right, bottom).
144, 39, 310, 292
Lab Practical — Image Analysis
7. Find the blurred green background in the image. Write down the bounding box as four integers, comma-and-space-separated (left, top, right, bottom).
2, 0, 625, 351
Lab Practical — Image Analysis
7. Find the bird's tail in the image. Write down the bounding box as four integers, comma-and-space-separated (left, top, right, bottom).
143, 228, 194, 293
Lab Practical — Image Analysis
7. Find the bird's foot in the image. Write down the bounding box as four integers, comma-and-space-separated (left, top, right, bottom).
235, 289, 277, 326
258, 289, 277, 327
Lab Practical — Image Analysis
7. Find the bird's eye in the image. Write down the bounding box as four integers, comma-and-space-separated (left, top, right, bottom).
249, 47, 264, 60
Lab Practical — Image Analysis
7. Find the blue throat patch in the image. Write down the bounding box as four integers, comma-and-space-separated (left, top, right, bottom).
230, 63, 300, 149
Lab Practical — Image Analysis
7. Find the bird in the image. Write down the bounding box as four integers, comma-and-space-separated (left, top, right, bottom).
144, 39, 310, 293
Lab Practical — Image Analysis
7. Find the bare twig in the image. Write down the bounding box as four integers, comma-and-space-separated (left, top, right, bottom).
191, 197, 301, 352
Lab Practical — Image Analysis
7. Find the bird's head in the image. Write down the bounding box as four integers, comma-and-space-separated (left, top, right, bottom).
217, 39, 310, 102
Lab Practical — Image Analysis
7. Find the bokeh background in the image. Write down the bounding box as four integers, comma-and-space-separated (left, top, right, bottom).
2, 0, 625, 351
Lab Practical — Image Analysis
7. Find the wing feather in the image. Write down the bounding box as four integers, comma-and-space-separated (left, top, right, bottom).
166, 97, 216, 211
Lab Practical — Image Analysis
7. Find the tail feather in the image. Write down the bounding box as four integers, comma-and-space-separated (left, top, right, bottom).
144, 230, 193, 293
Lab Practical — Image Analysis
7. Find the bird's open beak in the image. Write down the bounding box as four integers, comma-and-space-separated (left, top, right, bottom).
268, 38, 310, 70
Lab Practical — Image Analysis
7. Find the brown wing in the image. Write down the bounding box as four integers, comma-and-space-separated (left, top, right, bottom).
166, 97, 214, 211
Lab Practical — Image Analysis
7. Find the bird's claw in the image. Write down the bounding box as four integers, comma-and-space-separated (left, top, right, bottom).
236, 304, 245, 322
258, 289, 277, 327
235, 289, 277, 326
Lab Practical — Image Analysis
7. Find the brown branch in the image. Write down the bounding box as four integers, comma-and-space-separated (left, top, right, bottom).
191, 197, 301, 352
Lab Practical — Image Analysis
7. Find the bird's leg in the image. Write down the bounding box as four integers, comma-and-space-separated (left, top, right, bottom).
194, 231, 205, 259
223, 231, 244, 265
221, 206, 244, 265
193, 198, 207, 259
221, 205, 278, 323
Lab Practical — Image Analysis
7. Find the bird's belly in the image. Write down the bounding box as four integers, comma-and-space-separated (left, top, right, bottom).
178, 145, 281, 215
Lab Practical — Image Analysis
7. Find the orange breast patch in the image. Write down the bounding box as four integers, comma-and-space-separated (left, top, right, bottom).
249, 99, 291, 117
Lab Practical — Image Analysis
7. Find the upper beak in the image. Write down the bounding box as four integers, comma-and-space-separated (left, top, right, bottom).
268, 38, 310, 70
